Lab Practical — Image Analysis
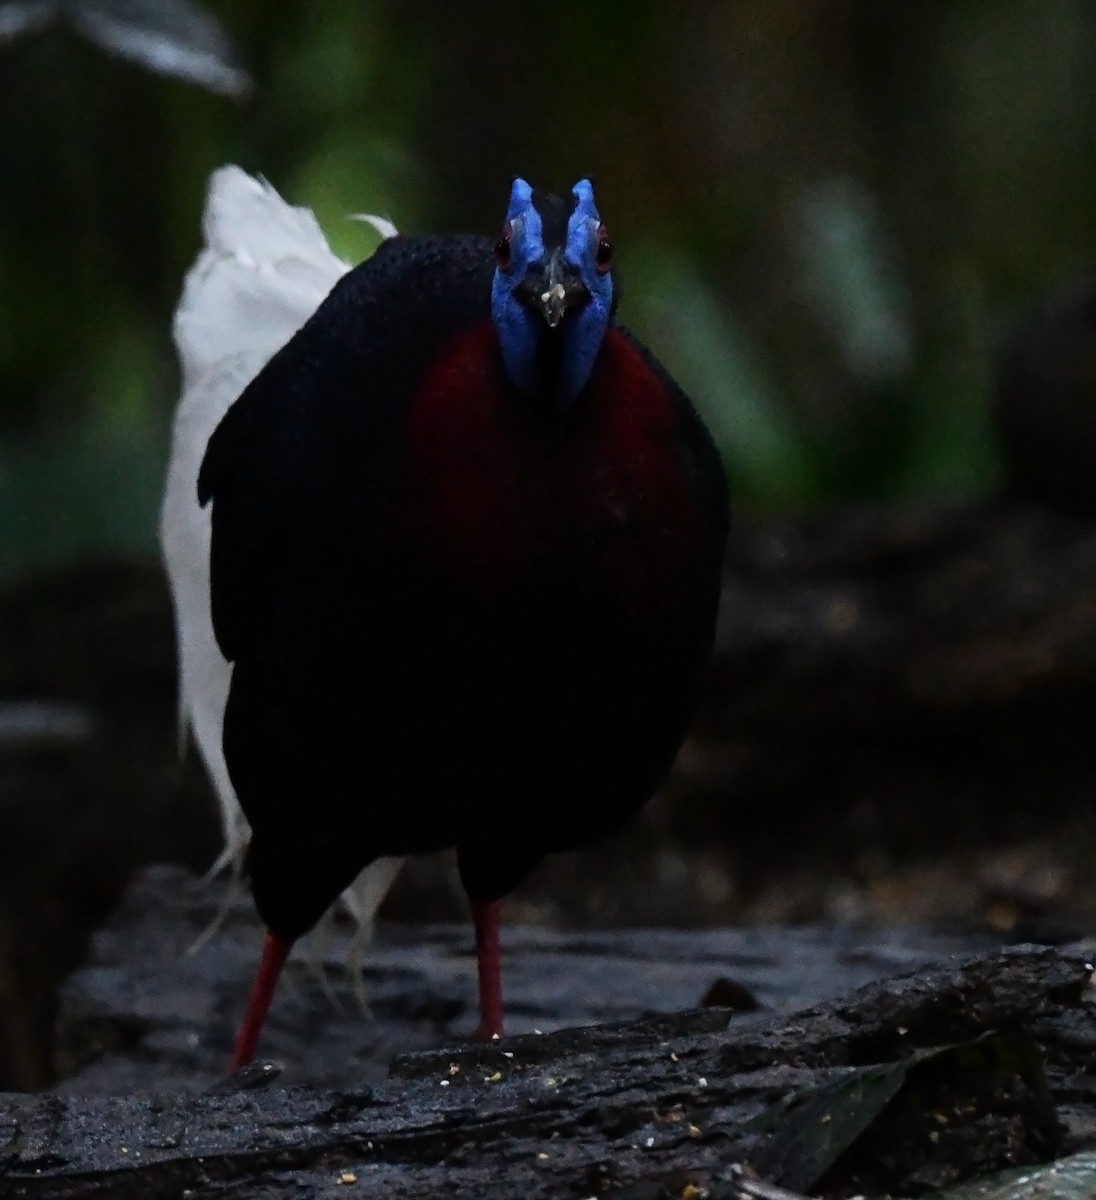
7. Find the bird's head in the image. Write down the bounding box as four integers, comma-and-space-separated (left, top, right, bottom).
491, 177, 615, 409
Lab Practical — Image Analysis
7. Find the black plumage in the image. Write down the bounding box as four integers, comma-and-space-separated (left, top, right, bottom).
199, 202, 727, 1064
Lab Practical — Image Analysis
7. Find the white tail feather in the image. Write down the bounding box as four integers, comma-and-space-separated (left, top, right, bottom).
161, 165, 404, 945
349, 212, 400, 240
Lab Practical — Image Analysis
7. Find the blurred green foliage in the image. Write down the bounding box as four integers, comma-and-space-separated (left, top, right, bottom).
0, 0, 1093, 582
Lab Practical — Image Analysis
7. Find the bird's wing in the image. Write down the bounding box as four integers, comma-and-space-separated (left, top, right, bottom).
161, 166, 404, 931
197, 231, 495, 670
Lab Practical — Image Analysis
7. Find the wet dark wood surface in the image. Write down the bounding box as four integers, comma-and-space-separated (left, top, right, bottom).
1, 872, 1092, 1199
52, 867, 1009, 1094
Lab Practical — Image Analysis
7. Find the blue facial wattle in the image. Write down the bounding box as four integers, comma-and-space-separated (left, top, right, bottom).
491, 177, 614, 407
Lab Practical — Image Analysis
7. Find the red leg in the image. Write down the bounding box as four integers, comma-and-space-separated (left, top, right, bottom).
472, 899, 504, 1041
231, 931, 292, 1071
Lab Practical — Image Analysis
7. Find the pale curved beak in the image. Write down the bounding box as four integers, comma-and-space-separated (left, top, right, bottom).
519, 251, 588, 328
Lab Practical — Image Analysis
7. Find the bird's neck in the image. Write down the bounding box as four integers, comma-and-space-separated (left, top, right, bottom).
407, 323, 696, 591
492, 303, 608, 409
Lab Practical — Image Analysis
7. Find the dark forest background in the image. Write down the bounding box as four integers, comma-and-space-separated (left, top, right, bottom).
1, 0, 1096, 1094
2, 0, 1093, 583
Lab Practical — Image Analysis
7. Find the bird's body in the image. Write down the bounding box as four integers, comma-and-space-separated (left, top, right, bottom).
197, 177, 728, 1065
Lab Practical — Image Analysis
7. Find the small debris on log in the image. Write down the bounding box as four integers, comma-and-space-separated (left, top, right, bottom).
53, 866, 1006, 1092
1, 939, 1092, 1199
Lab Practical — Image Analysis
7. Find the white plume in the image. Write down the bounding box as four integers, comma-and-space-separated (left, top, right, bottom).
161, 165, 403, 934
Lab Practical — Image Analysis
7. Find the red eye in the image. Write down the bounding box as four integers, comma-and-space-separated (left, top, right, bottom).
495, 223, 512, 268
594, 223, 613, 273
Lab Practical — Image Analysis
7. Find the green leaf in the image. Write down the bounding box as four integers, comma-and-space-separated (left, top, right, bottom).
748, 1036, 1058, 1195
